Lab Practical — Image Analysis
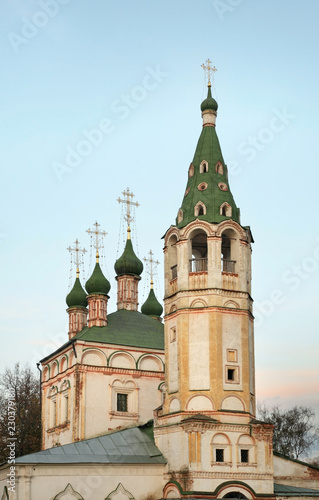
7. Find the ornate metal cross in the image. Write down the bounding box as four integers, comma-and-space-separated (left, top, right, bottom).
201, 58, 217, 85
86, 221, 107, 259
67, 239, 87, 275
117, 187, 140, 227
143, 250, 160, 286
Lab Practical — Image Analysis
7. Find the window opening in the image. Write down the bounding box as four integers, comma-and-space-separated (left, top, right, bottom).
200, 161, 208, 173
227, 368, 235, 382
222, 206, 227, 216
189, 232, 208, 272
52, 400, 57, 427
198, 206, 204, 216
64, 395, 69, 422
216, 449, 224, 462
117, 393, 128, 412
241, 449, 249, 463
216, 161, 223, 175
170, 327, 177, 342
221, 233, 236, 273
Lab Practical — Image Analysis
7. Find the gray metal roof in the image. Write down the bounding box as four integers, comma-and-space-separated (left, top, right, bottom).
15, 426, 166, 465
274, 484, 319, 496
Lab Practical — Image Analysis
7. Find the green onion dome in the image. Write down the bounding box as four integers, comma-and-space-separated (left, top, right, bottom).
200, 85, 218, 113
114, 228, 143, 277
85, 258, 111, 295
66, 274, 88, 308
141, 284, 163, 318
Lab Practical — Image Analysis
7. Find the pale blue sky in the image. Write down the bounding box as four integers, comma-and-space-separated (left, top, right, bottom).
1, 0, 319, 436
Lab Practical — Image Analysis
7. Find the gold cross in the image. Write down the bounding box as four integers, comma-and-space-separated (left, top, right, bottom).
143, 250, 160, 286
86, 221, 107, 259
67, 239, 87, 275
201, 58, 217, 84
117, 187, 140, 227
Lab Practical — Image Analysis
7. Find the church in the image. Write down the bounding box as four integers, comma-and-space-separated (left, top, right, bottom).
1, 68, 319, 499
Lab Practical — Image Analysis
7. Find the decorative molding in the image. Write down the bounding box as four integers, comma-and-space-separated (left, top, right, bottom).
53, 483, 84, 499
168, 471, 273, 480
105, 483, 134, 499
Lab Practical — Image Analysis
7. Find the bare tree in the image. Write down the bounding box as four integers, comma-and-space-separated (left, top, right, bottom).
257, 403, 319, 459
0, 364, 41, 463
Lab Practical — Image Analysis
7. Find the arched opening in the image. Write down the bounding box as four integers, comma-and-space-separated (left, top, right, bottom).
177, 208, 183, 223
223, 493, 248, 499
189, 231, 207, 272
220, 202, 232, 217
199, 160, 208, 173
194, 201, 206, 217
188, 163, 194, 178
216, 161, 224, 175
167, 234, 178, 280
221, 229, 237, 273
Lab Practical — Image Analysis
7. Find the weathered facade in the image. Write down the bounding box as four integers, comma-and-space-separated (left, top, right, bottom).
1, 83, 318, 500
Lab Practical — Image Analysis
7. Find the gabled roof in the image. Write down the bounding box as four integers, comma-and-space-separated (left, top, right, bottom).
15, 425, 166, 465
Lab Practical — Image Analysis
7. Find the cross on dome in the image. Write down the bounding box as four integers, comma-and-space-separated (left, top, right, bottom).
117, 187, 140, 228
67, 239, 87, 276
86, 222, 107, 261
143, 250, 160, 287
201, 58, 217, 86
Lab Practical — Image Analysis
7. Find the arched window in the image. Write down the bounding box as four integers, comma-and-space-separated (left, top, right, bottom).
199, 160, 208, 173
167, 234, 178, 280
194, 201, 206, 217
189, 230, 207, 272
211, 433, 231, 464
216, 161, 223, 175
177, 208, 183, 223
188, 163, 194, 178
221, 229, 238, 273
237, 434, 256, 465
220, 202, 232, 217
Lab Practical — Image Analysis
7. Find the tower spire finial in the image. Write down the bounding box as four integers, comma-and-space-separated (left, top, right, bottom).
86, 222, 107, 261
201, 58, 217, 87
143, 250, 160, 288
117, 187, 140, 231
67, 239, 87, 276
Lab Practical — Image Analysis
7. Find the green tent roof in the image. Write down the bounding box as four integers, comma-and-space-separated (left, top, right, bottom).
176, 88, 240, 228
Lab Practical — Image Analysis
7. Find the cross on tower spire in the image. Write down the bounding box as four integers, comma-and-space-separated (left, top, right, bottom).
117, 187, 140, 229
67, 239, 87, 277
86, 222, 107, 261
201, 58, 217, 86
143, 250, 160, 288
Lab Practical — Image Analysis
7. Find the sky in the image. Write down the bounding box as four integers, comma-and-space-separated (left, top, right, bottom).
1, 0, 319, 447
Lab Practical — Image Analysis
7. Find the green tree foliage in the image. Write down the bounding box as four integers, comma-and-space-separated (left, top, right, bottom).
0, 364, 41, 463
258, 403, 319, 459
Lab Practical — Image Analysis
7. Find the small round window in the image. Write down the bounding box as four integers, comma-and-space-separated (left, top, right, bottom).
218, 182, 228, 192
198, 183, 207, 191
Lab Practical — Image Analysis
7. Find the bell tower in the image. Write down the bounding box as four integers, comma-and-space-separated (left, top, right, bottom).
154, 63, 274, 500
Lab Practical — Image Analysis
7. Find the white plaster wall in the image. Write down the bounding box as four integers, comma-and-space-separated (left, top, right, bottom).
0, 463, 166, 500
168, 322, 178, 394
188, 313, 210, 390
